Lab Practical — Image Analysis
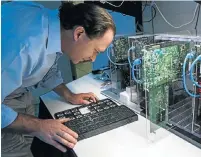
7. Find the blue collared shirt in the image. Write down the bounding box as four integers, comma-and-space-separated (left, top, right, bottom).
1, 1, 63, 128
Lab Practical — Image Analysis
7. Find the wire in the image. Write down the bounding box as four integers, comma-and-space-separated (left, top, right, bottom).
107, 47, 129, 66
143, 6, 157, 23
153, 2, 199, 29
182, 53, 199, 97
182, 30, 192, 35
190, 55, 201, 88
195, 5, 200, 36
127, 46, 136, 68
105, 1, 124, 7
106, 1, 125, 16
136, 21, 144, 33
142, 1, 148, 12
151, 6, 155, 35
132, 59, 142, 83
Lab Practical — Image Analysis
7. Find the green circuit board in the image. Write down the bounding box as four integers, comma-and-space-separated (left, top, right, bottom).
112, 37, 130, 63
142, 42, 190, 124
142, 43, 190, 89
148, 84, 169, 125
128, 36, 201, 136
110, 36, 131, 91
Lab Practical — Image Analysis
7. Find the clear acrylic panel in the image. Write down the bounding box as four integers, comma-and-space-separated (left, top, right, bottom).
101, 35, 133, 105
129, 34, 201, 144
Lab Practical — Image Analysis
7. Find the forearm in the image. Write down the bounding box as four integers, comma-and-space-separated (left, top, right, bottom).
3, 113, 41, 135
53, 83, 74, 100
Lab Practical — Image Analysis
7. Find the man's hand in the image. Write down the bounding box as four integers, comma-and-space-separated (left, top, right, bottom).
68, 92, 99, 105
4, 114, 78, 153
53, 84, 99, 105
33, 118, 78, 152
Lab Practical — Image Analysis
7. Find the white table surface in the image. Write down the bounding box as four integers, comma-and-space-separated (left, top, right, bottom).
41, 74, 201, 157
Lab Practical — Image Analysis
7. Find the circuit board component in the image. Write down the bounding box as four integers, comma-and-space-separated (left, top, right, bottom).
141, 42, 190, 124
112, 36, 130, 63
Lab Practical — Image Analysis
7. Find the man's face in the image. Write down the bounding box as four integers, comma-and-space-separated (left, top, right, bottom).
62, 27, 114, 64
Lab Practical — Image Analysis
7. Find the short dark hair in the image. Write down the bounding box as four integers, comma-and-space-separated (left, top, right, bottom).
59, 2, 116, 39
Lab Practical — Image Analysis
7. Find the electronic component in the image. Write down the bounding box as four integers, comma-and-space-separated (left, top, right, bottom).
128, 34, 201, 147
102, 34, 201, 148
102, 35, 131, 102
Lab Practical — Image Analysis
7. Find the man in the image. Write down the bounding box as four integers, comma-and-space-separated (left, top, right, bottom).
2, 1, 115, 156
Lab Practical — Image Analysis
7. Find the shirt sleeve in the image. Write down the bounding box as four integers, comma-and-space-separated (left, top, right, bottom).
37, 53, 64, 90
1, 51, 31, 128
1, 1, 45, 128
1, 55, 25, 128
1, 104, 18, 128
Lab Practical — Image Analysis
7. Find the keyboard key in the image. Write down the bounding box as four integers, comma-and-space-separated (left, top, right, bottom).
68, 117, 75, 120
72, 109, 78, 112
104, 107, 110, 109
76, 115, 83, 118
57, 113, 64, 117
74, 112, 80, 116
64, 111, 71, 115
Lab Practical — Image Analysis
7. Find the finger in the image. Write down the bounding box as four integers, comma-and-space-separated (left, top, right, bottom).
87, 94, 96, 103
57, 131, 77, 144
89, 93, 99, 102
53, 134, 75, 149
93, 93, 99, 101
92, 94, 99, 101
58, 118, 70, 123
51, 139, 67, 152
81, 99, 90, 105
83, 93, 96, 103
61, 125, 79, 139
91, 96, 96, 103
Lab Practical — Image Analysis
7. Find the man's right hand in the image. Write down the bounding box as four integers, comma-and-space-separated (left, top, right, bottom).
4, 113, 77, 153
34, 118, 78, 152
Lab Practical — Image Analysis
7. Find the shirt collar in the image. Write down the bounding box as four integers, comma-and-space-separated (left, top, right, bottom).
46, 9, 62, 54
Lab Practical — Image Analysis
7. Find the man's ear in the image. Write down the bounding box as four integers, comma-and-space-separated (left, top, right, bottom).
73, 26, 85, 41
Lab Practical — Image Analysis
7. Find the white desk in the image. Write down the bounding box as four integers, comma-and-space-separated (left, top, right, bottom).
41, 74, 201, 157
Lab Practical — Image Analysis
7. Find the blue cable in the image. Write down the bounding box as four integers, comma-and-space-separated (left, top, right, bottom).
127, 46, 137, 68
132, 58, 142, 83
182, 52, 199, 97
131, 49, 163, 84
189, 55, 201, 88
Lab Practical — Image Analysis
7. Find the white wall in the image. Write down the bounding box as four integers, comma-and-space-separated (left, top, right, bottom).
143, 1, 201, 35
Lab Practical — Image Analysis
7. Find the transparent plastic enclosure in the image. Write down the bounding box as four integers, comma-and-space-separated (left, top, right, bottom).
102, 33, 201, 145
129, 34, 201, 143
101, 35, 132, 103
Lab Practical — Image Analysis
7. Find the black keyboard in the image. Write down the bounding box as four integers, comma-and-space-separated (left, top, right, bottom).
54, 99, 138, 141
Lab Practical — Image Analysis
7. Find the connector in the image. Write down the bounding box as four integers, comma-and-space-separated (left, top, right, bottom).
132, 58, 142, 84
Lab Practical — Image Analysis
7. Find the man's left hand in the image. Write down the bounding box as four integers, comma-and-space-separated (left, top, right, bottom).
67, 93, 99, 105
